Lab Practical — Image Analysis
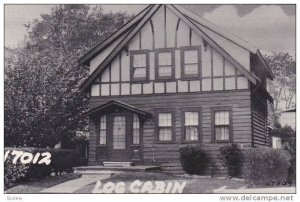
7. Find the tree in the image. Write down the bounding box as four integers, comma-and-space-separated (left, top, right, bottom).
4, 5, 132, 147
265, 52, 296, 111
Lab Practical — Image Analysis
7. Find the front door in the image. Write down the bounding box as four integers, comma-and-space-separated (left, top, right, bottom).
109, 113, 130, 161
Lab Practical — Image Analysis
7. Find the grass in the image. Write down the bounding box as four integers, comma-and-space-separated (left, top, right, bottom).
5, 173, 81, 194
74, 171, 245, 193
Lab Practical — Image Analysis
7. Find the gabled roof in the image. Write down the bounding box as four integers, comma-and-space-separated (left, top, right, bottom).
80, 5, 160, 91
79, 4, 273, 91
173, 5, 274, 80
85, 100, 151, 117
79, 5, 153, 66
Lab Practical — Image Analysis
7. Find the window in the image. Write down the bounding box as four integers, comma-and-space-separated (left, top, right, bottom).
155, 50, 175, 80
181, 46, 201, 79
184, 111, 200, 141
133, 114, 140, 144
213, 109, 232, 142
157, 112, 173, 141
130, 51, 149, 82
99, 115, 107, 145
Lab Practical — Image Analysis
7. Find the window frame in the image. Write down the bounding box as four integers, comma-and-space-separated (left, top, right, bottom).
130, 50, 150, 83
155, 48, 176, 81
180, 46, 202, 80
181, 107, 202, 143
211, 107, 233, 143
155, 108, 176, 143
132, 114, 141, 145
98, 114, 108, 147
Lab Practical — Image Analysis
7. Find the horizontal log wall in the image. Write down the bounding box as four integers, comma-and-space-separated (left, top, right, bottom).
251, 91, 270, 147
88, 90, 252, 174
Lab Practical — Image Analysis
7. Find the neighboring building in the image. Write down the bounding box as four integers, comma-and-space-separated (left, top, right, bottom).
79, 5, 274, 173
280, 108, 296, 131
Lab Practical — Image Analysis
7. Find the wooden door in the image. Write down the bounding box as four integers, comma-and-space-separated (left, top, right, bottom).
109, 113, 130, 161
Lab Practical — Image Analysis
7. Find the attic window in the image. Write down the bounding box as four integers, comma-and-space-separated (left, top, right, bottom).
155, 49, 175, 80
181, 46, 201, 79
130, 50, 149, 82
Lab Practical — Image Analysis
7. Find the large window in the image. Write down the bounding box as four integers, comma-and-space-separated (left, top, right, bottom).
130, 50, 149, 82
157, 112, 174, 142
133, 114, 140, 144
183, 110, 201, 141
181, 46, 201, 79
155, 50, 175, 80
99, 115, 107, 145
213, 109, 232, 142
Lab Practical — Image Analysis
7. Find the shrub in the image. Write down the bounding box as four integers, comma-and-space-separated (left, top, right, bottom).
179, 146, 208, 175
4, 147, 84, 189
243, 148, 291, 186
220, 144, 244, 177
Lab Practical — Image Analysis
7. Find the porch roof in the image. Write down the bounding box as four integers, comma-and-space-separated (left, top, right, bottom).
85, 100, 151, 117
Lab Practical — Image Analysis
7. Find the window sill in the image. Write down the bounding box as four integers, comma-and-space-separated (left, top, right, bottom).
98, 145, 108, 148
181, 140, 201, 144
213, 140, 232, 143
154, 141, 176, 144
131, 79, 149, 84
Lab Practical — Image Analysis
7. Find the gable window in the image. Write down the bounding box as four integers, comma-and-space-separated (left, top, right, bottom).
155, 49, 175, 80
99, 115, 107, 145
157, 112, 174, 142
133, 114, 140, 144
183, 110, 201, 141
212, 108, 232, 142
130, 50, 149, 82
181, 46, 201, 79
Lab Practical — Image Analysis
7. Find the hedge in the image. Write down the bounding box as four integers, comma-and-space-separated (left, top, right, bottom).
4, 147, 85, 189
179, 146, 208, 175
243, 148, 291, 186
220, 144, 244, 177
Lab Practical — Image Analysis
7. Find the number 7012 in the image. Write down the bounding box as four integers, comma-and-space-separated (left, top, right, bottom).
4, 150, 51, 165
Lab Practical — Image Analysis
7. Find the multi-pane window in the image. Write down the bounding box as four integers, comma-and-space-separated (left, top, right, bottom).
184, 112, 199, 141
99, 115, 107, 145
156, 51, 174, 80
112, 116, 126, 149
131, 51, 148, 81
133, 114, 140, 144
214, 111, 231, 141
181, 47, 201, 79
158, 113, 173, 141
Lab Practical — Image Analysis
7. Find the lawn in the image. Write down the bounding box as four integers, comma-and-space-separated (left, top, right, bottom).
74, 172, 245, 193
5, 173, 81, 194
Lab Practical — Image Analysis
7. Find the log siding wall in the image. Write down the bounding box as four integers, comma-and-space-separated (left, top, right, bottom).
88, 90, 253, 174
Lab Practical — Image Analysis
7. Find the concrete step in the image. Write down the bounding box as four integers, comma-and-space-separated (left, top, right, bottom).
74, 165, 161, 172
74, 170, 123, 176
103, 161, 133, 167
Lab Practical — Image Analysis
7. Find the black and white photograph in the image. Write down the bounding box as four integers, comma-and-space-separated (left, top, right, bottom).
2, 1, 297, 200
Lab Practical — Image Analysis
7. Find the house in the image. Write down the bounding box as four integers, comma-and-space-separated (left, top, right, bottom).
79, 5, 274, 173
280, 108, 296, 131
271, 108, 296, 149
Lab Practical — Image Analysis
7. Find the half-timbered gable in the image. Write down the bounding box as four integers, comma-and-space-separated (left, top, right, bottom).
79, 4, 274, 174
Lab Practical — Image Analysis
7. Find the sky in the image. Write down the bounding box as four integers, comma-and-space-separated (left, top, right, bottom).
4, 4, 296, 56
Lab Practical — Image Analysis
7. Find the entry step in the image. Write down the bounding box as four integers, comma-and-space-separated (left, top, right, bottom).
103, 161, 133, 167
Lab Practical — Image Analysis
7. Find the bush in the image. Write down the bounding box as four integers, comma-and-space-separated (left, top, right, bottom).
243, 148, 291, 186
179, 146, 208, 175
220, 144, 244, 177
4, 147, 84, 189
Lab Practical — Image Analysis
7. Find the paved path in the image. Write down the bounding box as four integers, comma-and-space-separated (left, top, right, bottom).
213, 186, 296, 194
39, 174, 110, 193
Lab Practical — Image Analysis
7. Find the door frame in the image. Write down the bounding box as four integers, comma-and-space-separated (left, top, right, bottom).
108, 112, 132, 161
